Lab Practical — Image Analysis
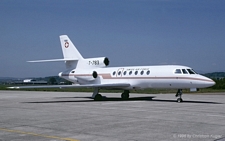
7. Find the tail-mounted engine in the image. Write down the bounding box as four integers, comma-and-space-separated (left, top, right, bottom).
92, 71, 98, 78
72, 70, 99, 82
83, 57, 110, 68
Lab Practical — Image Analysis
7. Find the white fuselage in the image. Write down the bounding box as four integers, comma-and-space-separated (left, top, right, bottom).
59, 65, 215, 90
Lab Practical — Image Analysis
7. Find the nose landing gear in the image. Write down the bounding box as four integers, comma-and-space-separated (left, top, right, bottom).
176, 89, 183, 103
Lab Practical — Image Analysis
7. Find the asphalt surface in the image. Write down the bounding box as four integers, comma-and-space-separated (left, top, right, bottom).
0, 90, 224, 141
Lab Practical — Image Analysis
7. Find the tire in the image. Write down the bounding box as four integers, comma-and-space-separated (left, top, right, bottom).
177, 98, 183, 103
94, 94, 102, 101
121, 93, 129, 100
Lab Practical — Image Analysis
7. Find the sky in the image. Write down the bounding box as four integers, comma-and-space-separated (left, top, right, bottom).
0, 0, 225, 78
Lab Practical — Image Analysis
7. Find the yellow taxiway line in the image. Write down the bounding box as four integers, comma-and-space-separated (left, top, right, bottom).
0, 128, 80, 141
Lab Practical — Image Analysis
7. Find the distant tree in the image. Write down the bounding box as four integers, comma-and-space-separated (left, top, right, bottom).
211, 78, 225, 89
64, 80, 73, 85
48, 77, 57, 85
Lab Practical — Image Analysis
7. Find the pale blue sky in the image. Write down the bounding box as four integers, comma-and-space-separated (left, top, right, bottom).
0, 0, 225, 78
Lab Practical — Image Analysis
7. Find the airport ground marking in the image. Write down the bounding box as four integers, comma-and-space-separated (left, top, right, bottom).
0, 128, 80, 141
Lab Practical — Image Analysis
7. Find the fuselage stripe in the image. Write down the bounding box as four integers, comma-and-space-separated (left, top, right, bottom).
61, 73, 213, 82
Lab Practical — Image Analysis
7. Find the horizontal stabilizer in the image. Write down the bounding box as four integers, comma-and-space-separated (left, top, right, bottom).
7, 83, 130, 89
27, 58, 79, 63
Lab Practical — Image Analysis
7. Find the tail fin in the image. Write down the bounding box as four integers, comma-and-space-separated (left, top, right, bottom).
59, 35, 83, 60
29, 35, 102, 69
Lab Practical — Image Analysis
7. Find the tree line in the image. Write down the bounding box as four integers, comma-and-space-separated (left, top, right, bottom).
211, 78, 225, 89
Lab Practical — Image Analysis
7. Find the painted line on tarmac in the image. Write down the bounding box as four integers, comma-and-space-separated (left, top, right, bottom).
0, 128, 79, 141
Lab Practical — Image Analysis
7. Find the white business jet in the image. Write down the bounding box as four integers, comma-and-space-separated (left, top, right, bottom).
9, 35, 215, 102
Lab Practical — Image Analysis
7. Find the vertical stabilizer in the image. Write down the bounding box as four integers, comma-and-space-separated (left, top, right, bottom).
59, 35, 84, 60
59, 35, 84, 69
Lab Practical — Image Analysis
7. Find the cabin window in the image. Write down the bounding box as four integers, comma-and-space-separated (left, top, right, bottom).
146, 70, 150, 75
182, 69, 188, 74
123, 71, 127, 75
135, 71, 138, 75
129, 71, 132, 75
140, 71, 144, 75
113, 71, 116, 76
174, 69, 182, 74
118, 71, 121, 75
71, 71, 75, 73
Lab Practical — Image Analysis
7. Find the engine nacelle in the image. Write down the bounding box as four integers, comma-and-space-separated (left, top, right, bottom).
84, 57, 110, 68
92, 71, 98, 78
74, 70, 99, 82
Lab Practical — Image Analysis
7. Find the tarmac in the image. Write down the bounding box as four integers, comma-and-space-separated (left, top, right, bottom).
0, 90, 224, 141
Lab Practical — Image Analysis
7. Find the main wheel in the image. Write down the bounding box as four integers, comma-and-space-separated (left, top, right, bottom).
177, 98, 183, 103
121, 93, 129, 100
94, 94, 102, 101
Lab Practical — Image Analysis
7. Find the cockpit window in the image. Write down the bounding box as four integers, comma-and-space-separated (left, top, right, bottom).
174, 69, 182, 74
71, 71, 75, 73
182, 69, 188, 74
192, 69, 197, 74
187, 69, 196, 74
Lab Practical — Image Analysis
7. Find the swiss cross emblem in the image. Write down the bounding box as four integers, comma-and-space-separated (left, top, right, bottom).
64, 41, 69, 48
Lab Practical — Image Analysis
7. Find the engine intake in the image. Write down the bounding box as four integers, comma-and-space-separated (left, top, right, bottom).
92, 71, 98, 78
104, 57, 110, 66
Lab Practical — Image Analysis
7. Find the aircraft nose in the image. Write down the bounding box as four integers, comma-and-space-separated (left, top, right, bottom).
196, 75, 216, 88
209, 79, 216, 86
204, 77, 216, 87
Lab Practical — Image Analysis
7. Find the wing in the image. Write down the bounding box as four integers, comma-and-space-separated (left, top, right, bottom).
7, 83, 130, 89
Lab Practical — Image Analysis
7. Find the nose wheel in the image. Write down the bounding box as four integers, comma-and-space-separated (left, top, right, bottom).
176, 89, 183, 103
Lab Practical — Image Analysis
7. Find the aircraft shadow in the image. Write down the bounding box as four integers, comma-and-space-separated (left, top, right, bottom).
151, 99, 222, 104
23, 96, 155, 103
23, 96, 222, 104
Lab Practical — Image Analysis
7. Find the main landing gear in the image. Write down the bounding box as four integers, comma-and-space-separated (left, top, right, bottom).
92, 88, 130, 101
92, 88, 102, 101
121, 90, 130, 100
175, 89, 183, 103
94, 94, 102, 101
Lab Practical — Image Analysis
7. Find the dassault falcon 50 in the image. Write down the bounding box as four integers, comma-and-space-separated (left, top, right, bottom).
9, 35, 215, 102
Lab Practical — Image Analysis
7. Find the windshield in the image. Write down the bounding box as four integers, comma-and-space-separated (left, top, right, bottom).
187, 69, 197, 74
